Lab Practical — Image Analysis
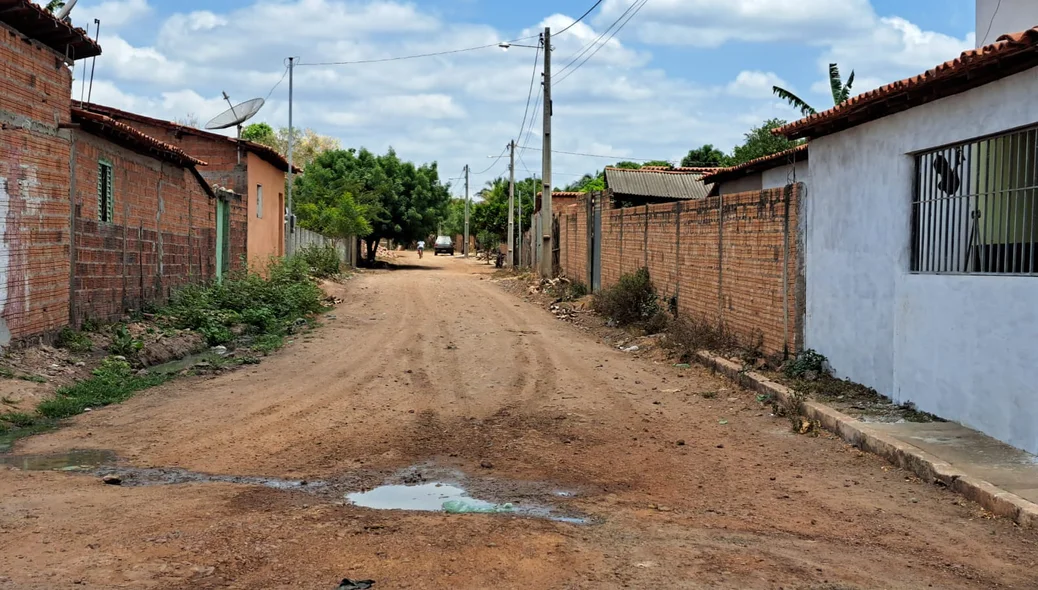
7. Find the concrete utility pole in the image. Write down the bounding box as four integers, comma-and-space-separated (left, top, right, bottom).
540, 27, 553, 278
507, 140, 515, 268
518, 185, 523, 267
286, 56, 295, 256
463, 165, 470, 257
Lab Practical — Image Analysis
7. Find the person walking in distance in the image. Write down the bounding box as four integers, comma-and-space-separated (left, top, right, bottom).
417, 239, 425, 259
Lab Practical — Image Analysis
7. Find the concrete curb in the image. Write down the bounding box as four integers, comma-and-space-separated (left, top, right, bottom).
695, 350, 1038, 528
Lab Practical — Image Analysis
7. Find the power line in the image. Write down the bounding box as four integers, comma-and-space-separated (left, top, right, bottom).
520, 146, 676, 163
264, 64, 290, 102
515, 42, 542, 147
555, 0, 605, 36
980, 0, 1003, 46
553, 0, 645, 81
472, 144, 511, 175
297, 34, 539, 67
554, 0, 649, 86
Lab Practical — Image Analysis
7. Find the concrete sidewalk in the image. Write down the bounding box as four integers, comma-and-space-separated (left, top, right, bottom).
868, 421, 1038, 505
699, 351, 1038, 527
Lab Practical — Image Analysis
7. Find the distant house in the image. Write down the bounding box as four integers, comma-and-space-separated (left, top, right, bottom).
774, 25, 1038, 454
75, 103, 296, 269
69, 108, 218, 324
604, 166, 717, 207
702, 144, 808, 196
0, 1, 100, 343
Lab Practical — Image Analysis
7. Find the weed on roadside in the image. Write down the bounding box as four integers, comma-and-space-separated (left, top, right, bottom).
783, 349, 828, 379
18, 375, 47, 384
37, 357, 169, 420
251, 333, 285, 355
665, 315, 738, 361
593, 268, 664, 329
109, 324, 144, 358
298, 244, 342, 279
1, 412, 38, 428
56, 326, 93, 353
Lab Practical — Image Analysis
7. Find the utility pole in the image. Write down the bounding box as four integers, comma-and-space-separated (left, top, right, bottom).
518, 184, 523, 267
463, 165, 470, 257
507, 140, 515, 268
286, 56, 295, 256
540, 27, 553, 278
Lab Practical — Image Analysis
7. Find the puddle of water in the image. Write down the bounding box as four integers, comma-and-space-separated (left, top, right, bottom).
347, 482, 589, 524
0, 449, 116, 471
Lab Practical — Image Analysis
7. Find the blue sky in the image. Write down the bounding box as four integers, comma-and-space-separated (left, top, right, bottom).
71, 0, 984, 192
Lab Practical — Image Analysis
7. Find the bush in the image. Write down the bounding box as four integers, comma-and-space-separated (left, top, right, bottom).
37, 357, 169, 420
784, 349, 828, 379
567, 281, 589, 300
298, 243, 341, 278
163, 255, 326, 345
56, 327, 93, 353
592, 268, 661, 327
666, 315, 738, 359
109, 324, 144, 357
1, 412, 38, 428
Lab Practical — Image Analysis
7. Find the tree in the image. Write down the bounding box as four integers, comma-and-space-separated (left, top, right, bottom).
470, 176, 538, 246
772, 63, 855, 116
440, 198, 467, 237
45, 1, 65, 12
730, 119, 801, 165
293, 147, 450, 263
242, 124, 340, 171
242, 122, 278, 148
681, 144, 731, 168
295, 192, 371, 243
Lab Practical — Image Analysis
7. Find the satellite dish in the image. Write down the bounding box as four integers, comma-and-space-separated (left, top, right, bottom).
205, 96, 265, 131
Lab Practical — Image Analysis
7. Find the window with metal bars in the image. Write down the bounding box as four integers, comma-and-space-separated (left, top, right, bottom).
912, 125, 1038, 275
97, 160, 113, 223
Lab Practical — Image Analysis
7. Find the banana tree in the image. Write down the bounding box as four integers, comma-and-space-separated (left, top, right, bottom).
772, 63, 855, 116
45, 1, 65, 12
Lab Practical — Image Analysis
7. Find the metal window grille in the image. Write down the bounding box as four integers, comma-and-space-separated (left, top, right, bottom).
913, 125, 1038, 275
256, 184, 263, 219
97, 160, 113, 223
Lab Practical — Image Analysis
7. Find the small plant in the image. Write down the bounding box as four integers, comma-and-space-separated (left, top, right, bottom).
251, 333, 284, 355
37, 356, 169, 420
109, 325, 144, 357
298, 243, 341, 278
784, 349, 828, 379
56, 326, 93, 353
567, 280, 589, 300
1, 412, 38, 428
592, 268, 661, 327
18, 375, 47, 384
701, 390, 717, 399
0, 367, 15, 379
80, 317, 100, 332
665, 315, 737, 360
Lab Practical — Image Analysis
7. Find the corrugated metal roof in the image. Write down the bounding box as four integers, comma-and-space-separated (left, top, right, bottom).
604, 167, 716, 200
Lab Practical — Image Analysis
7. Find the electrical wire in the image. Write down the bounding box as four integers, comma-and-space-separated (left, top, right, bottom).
554, 0, 648, 86
297, 34, 539, 67
472, 144, 511, 175
553, 0, 645, 81
980, 0, 1003, 46
264, 64, 290, 102
555, 0, 605, 36
519, 146, 675, 163
515, 42, 542, 148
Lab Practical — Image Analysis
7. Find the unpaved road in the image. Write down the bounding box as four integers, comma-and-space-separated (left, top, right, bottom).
1, 254, 1036, 589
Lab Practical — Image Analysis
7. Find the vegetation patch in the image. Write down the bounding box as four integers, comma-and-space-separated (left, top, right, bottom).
37, 357, 169, 420
592, 268, 665, 331
297, 243, 342, 279
56, 326, 93, 353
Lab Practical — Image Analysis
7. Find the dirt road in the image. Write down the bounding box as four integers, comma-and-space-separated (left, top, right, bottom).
1, 253, 1035, 589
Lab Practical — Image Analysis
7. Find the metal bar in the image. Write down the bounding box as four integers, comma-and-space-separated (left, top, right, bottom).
911, 155, 921, 272
1000, 135, 1009, 273
979, 139, 989, 273
941, 147, 952, 272
924, 151, 934, 272
963, 142, 974, 272
1031, 131, 1037, 275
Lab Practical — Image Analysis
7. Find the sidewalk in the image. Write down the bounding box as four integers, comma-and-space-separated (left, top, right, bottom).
698, 351, 1038, 527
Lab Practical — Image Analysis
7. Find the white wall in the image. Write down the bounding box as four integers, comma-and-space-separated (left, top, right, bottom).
806, 68, 1038, 454
718, 174, 762, 195
977, 0, 1038, 46
762, 160, 809, 190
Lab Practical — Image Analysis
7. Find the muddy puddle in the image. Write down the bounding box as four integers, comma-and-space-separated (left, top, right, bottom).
0, 452, 592, 524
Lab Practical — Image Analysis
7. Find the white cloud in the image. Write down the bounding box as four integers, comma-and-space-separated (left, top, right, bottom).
727, 71, 787, 99
74, 0, 151, 30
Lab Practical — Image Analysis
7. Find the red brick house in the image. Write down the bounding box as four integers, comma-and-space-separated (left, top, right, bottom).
68, 107, 217, 324
0, 1, 100, 344
75, 103, 295, 269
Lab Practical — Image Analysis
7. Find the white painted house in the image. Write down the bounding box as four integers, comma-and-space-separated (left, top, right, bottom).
777, 25, 1038, 454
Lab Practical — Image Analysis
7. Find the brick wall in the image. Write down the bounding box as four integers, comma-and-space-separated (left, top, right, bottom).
556, 186, 801, 356
71, 131, 216, 324
100, 118, 250, 269
0, 24, 75, 343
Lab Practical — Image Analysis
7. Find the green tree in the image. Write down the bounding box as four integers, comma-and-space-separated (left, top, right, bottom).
470, 176, 538, 244
45, 1, 65, 12
440, 198, 467, 237
772, 63, 855, 116
293, 147, 450, 263
730, 119, 800, 166
681, 144, 731, 168
242, 122, 278, 147
295, 192, 371, 242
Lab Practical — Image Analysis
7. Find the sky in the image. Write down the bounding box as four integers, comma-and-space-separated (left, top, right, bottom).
67, 0, 980, 194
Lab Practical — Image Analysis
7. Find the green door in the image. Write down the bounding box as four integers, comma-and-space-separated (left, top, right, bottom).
216, 198, 230, 280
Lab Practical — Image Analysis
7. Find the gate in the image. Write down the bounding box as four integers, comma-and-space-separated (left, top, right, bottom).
587, 191, 603, 291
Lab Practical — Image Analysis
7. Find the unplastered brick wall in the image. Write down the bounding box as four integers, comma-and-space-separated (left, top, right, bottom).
0, 25, 76, 343
557, 186, 801, 355
557, 201, 589, 286
71, 131, 216, 324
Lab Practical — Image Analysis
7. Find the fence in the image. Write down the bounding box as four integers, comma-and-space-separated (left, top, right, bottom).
288, 228, 358, 268
555, 185, 802, 356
